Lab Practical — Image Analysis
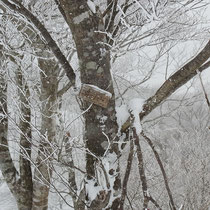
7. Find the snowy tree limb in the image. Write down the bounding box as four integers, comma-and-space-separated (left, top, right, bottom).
121, 40, 210, 132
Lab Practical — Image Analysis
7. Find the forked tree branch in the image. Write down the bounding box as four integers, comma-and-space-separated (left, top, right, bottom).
121, 41, 210, 132
133, 127, 162, 209
1, 0, 76, 86
141, 131, 176, 210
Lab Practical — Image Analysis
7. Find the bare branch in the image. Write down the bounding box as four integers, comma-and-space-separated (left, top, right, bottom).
121, 40, 210, 132
133, 127, 149, 209
15, 65, 33, 209
1, 0, 76, 86
120, 134, 134, 209
54, 0, 68, 22
0, 48, 19, 198
141, 131, 176, 210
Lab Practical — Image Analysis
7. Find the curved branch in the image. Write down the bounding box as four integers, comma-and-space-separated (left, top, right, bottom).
121, 40, 210, 132
1, 0, 76, 86
141, 41, 210, 119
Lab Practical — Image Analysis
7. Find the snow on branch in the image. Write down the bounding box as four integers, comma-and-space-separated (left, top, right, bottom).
121, 40, 210, 132
116, 98, 144, 134
128, 98, 144, 134
1, 0, 76, 86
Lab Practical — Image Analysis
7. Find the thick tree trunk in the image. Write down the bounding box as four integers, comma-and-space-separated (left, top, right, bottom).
59, 1, 121, 209
32, 59, 59, 210
16, 66, 33, 210
0, 4, 66, 209
0, 49, 20, 203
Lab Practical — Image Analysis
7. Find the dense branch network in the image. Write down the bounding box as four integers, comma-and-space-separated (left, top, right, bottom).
1, 0, 76, 86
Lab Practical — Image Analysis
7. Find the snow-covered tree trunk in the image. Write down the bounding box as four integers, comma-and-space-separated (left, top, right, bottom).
59, 1, 121, 209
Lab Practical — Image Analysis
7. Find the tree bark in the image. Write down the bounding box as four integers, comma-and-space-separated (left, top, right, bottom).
32, 58, 59, 210
59, 1, 121, 209
0, 4, 63, 209
16, 63, 33, 210
0, 48, 19, 203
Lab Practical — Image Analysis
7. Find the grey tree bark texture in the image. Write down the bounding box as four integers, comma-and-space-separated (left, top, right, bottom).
59, 1, 121, 209
16, 64, 33, 210
32, 58, 60, 210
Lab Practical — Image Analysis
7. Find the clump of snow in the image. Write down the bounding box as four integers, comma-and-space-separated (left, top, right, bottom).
128, 98, 144, 134
101, 152, 120, 207
100, 47, 107, 57
86, 179, 102, 201
87, 0, 96, 14
116, 104, 129, 132
116, 98, 144, 134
